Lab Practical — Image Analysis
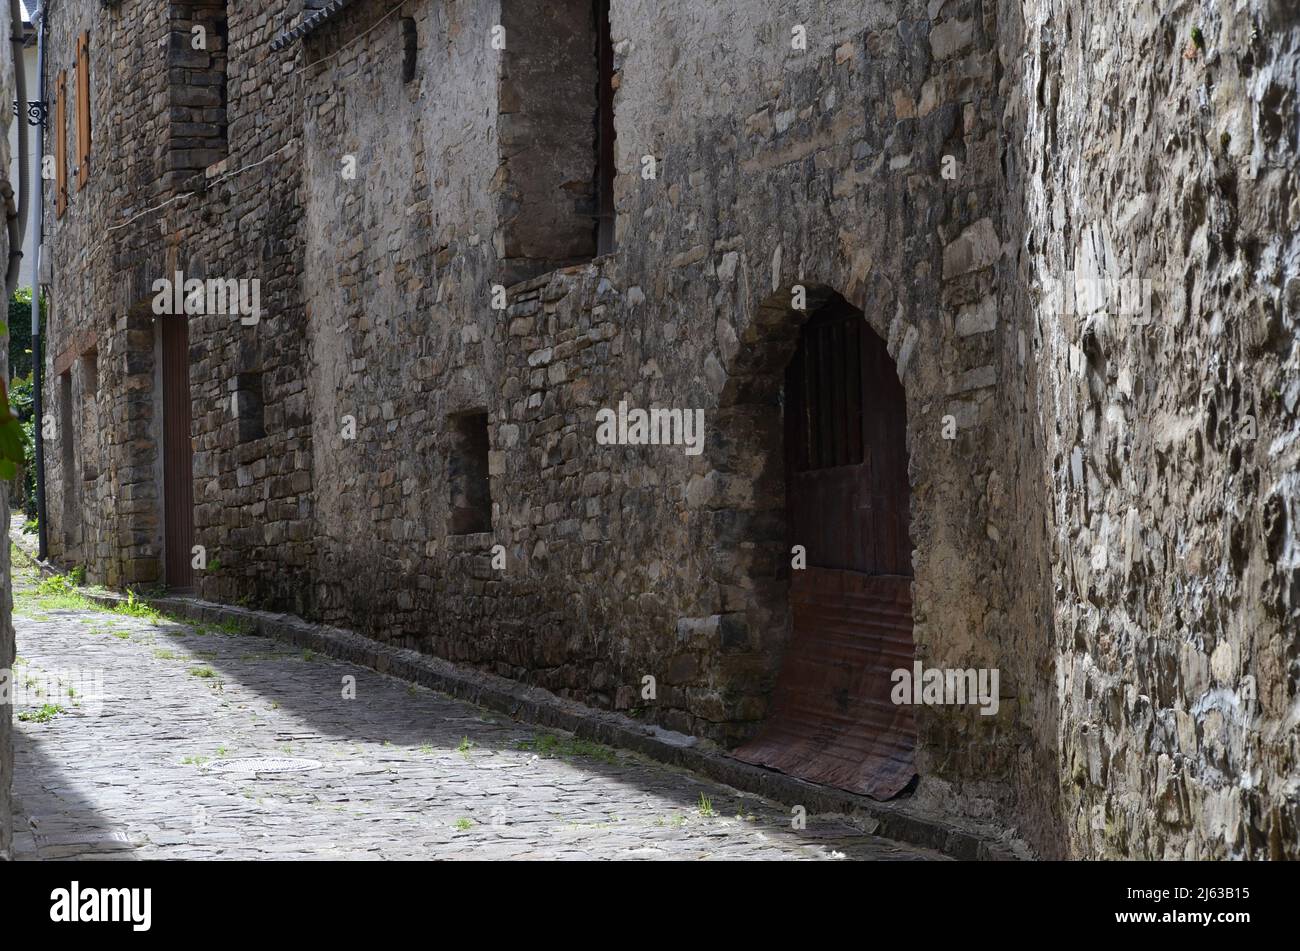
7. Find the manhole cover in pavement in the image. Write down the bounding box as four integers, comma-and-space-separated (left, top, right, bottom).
205, 757, 322, 775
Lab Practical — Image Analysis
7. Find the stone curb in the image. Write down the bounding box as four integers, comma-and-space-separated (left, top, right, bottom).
18, 546, 1022, 861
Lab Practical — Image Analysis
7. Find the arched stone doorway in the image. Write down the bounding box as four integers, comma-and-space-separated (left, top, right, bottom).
730, 290, 917, 800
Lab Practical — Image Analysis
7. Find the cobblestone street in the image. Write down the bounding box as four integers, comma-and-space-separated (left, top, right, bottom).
7, 546, 939, 861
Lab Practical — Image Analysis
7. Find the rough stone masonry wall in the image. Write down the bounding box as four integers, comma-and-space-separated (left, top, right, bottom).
301, 0, 507, 667
40, 0, 310, 602
178, 0, 313, 614
0, 0, 13, 862
42, 0, 176, 588
1001, 0, 1300, 858
300, 0, 1035, 840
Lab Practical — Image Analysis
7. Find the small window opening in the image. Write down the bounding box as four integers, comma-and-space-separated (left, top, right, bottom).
233, 371, 266, 442
59, 371, 75, 478
81, 349, 98, 395
448, 412, 492, 535
59, 370, 79, 548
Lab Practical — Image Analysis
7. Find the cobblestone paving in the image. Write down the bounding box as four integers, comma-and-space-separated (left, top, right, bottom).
7, 545, 940, 861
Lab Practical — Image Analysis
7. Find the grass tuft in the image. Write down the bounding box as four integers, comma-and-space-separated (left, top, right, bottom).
516, 733, 618, 764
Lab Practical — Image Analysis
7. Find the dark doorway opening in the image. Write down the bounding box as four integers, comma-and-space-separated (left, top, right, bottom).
160, 316, 195, 590
734, 298, 917, 799
58, 370, 79, 557
594, 0, 616, 255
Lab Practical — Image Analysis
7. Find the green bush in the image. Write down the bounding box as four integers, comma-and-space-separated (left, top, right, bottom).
37, 573, 78, 596
7, 371, 36, 520
5, 291, 45, 515
7, 288, 45, 380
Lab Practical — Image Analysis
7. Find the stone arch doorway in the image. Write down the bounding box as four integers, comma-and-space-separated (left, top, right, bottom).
730, 289, 917, 800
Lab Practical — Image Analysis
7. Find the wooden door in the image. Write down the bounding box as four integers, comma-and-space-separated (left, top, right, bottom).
734, 301, 916, 800
783, 301, 911, 575
160, 317, 195, 590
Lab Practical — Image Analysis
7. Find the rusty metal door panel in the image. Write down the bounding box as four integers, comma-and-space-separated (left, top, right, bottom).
733, 569, 916, 799
160, 317, 195, 590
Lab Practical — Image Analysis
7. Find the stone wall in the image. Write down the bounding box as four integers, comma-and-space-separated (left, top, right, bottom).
297, 0, 1030, 837
40, 0, 309, 605
999, 0, 1300, 858
43, 0, 176, 587
177, 2, 312, 613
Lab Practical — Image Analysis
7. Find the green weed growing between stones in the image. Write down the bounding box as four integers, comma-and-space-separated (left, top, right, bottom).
697, 793, 716, 818
114, 590, 164, 622
516, 733, 617, 764
18, 703, 64, 723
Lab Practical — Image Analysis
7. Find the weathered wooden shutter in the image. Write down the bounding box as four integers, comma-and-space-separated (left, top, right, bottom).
76, 32, 90, 190
55, 70, 67, 216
